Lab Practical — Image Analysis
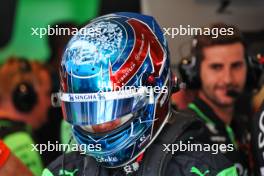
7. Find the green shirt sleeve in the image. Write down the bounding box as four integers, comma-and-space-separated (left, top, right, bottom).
4, 131, 43, 176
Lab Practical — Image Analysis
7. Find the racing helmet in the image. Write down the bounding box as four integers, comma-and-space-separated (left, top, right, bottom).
58, 12, 172, 168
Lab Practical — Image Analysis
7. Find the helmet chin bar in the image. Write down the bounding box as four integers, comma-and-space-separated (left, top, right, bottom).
77, 73, 171, 168
105, 111, 172, 169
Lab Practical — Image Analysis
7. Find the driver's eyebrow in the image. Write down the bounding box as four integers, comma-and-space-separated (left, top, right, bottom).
209, 63, 223, 70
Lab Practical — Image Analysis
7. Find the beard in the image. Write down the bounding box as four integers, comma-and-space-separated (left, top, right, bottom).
201, 84, 241, 108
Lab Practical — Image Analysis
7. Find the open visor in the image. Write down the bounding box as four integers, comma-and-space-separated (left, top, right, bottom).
53, 87, 153, 126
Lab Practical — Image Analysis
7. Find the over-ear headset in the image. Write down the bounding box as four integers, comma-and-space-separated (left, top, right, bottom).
179, 37, 262, 92
12, 59, 38, 113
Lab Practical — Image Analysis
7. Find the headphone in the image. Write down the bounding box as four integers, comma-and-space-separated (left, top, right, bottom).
12, 59, 38, 113
179, 38, 262, 91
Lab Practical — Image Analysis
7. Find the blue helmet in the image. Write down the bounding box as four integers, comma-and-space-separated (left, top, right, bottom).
59, 12, 172, 168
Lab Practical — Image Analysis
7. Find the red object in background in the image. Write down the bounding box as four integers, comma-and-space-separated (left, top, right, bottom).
0, 140, 10, 168
257, 53, 264, 64
259, 56, 264, 64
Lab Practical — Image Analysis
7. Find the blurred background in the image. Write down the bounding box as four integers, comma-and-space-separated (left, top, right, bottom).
0, 0, 264, 69
0, 0, 264, 175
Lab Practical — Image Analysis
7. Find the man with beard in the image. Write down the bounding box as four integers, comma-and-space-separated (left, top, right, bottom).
182, 23, 253, 175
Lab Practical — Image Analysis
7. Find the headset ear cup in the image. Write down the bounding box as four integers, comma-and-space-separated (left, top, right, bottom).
12, 82, 38, 113
245, 56, 254, 91
245, 55, 263, 92
178, 56, 200, 89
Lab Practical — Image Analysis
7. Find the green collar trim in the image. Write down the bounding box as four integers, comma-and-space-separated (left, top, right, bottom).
216, 166, 238, 176
190, 166, 210, 176
59, 169, 79, 176
188, 103, 214, 125
0, 120, 14, 127
0, 119, 32, 133
42, 169, 54, 176
188, 103, 238, 148
225, 125, 238, 149
42, 168, 79, 176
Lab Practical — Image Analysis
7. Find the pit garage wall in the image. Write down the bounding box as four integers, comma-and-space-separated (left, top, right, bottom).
141, 0, 264, 71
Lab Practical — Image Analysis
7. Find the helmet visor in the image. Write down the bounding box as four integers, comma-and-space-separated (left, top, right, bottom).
57, 87, 150, 126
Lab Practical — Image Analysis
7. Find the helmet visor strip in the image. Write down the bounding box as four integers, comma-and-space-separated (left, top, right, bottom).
56, 87, 151, 126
